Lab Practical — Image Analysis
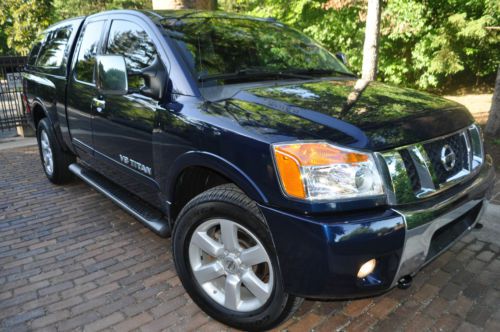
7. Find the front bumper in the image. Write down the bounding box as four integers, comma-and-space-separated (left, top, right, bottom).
260, 155, 495, 299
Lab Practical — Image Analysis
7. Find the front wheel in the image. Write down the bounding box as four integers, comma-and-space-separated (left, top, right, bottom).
172, 184, 302, 331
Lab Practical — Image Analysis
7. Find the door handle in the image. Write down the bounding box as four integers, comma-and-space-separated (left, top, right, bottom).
92, 98, 105, 113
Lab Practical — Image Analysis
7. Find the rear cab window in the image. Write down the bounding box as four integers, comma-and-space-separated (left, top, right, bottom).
27, 18, 84, 77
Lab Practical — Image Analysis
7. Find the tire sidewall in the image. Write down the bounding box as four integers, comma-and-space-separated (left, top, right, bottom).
173, 200, 290, 330
37, 118, 56, 181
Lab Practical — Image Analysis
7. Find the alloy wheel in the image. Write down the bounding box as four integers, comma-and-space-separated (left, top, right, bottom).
40, 130, 54, 176
188, 218, 274, 312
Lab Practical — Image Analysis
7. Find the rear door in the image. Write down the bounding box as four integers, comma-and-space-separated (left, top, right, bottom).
24, 19, 82, 147
90, 18, 164, 204
66, 19, 106, 161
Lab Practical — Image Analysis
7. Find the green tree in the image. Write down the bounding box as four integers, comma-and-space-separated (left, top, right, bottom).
220, 0, 500, 91
53, 0, 152, 20
0, 0, 153, 54
486, 66, 500, 136
361, 0, 380, 81
0, 0, 53, 54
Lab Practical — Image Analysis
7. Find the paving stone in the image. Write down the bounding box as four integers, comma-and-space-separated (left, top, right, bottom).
456, 321, 482, 332
1, 145, 499, 332
83, 312, 124, 332
466, 305, 495, 328
112, 312, 154, 332
343, 299, 373, 317
31, 310, 70, 329
286, 312, 323, 332
477, 250, 496, 262
432, 314, 464, 332
440, 282, 464, 301
368, 297, 399, 319
316, 313, 350, 332
2, 308, 45, 327
449, 295, 474, 318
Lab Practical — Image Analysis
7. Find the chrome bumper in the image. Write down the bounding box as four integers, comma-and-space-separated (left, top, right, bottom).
390, 157, 495, 286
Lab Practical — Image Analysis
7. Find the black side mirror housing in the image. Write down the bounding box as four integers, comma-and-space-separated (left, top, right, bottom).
136, 57, 167, 102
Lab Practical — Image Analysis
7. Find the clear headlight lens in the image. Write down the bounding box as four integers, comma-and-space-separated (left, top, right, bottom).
273, 142, 384, 201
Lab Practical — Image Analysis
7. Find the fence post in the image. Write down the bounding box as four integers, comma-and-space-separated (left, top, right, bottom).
17, 124, 35, 137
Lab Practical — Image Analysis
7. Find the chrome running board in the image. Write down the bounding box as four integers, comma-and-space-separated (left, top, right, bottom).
69, 163, 170, 237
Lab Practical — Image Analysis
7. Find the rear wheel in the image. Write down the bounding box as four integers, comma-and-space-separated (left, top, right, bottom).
37, 118, 75, 184
173, 184, 302, 331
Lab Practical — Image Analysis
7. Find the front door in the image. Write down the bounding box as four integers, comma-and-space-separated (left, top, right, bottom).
91, 19, 163, 205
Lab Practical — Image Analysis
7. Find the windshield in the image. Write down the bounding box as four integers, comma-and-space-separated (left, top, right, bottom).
162, 17, 353, 84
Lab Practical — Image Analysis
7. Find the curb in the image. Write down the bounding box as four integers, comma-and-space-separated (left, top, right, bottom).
0, 137, 37, 151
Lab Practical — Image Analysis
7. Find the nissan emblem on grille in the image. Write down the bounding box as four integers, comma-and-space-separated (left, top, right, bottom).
440, 144, 456, 171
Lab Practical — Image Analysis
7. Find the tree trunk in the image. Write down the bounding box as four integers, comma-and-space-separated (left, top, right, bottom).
152, 0, 216, 10
361, 0, 381, 81
485, 66, 500, 136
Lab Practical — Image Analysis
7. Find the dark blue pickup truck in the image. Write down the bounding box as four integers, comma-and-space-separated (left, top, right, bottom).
23, 9, 495, 330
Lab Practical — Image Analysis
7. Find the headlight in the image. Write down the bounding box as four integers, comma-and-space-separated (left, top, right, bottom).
272, 142, 384, 201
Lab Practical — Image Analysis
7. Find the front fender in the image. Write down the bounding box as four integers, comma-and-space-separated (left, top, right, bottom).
164, 151, 268, 205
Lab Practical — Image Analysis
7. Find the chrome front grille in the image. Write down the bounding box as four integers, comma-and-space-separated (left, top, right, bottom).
424, 132, 469, 183
381, 125, 484, 204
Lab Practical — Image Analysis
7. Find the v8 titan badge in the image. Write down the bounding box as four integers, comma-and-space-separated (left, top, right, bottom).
119, 154, 152, 176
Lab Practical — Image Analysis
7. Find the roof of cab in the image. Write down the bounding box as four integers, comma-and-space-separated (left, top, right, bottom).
45, 16, 86, 31
140, 9, 277, 23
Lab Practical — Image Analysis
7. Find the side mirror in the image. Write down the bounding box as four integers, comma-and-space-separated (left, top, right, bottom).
95, 55, 128, 95
335, 52, 348, 66
127, 57, 168, 102
138, 57, 167, 101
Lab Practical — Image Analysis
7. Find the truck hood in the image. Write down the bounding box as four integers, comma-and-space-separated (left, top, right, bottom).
217, 79, 473, 151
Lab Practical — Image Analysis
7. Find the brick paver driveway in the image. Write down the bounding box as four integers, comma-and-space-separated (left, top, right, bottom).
1, 145, 500, 331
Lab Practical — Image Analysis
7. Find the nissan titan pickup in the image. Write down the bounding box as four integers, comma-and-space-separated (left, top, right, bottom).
23, 10, 495, 330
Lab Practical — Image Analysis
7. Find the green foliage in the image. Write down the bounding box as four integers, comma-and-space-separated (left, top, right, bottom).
53, 0, 151, 20
0, 0, 151, 55
221, 0, 500, 91
0, 0, 53, 55
1, 0, 497, 91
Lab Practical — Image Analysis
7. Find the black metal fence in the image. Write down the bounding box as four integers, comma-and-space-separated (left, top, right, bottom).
0, 56, 27, 131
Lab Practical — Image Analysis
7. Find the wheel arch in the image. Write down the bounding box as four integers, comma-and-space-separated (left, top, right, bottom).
166, 151, 268, 222
31, 99, 49, 129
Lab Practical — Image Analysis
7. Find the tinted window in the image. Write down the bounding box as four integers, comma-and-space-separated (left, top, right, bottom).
163, 18, 351, 83
106, 20, 157, 89
75, 21, 105, 83
28, 33, 46, 66
36, 26, 73, 72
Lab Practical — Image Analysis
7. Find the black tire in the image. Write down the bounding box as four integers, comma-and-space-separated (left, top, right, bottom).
173, 184, 302, 331
36, 118, 75, 184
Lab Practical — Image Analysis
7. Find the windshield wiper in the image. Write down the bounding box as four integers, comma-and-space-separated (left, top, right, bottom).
198, 68, 314, 82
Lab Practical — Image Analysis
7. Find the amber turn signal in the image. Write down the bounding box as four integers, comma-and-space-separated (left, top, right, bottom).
274, 149, 306, 199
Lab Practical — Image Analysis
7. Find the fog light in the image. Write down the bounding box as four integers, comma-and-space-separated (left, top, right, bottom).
357, 259, 376, 278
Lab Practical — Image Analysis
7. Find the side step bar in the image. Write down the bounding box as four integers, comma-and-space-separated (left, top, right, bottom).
69, 163, 170, 237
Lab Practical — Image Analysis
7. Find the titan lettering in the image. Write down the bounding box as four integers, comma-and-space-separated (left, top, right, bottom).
119, 154, 152, 176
